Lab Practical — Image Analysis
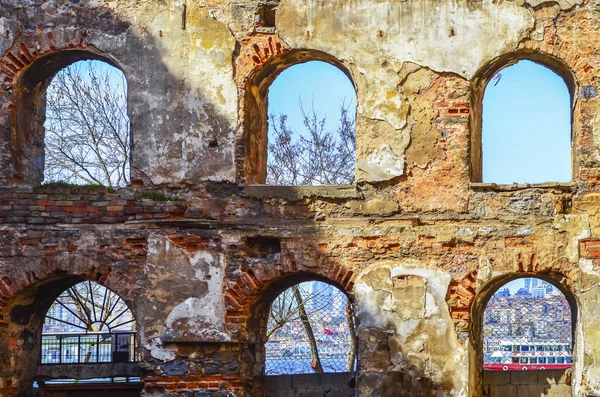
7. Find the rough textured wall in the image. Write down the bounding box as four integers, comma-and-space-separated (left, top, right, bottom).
1, 0, 600, 396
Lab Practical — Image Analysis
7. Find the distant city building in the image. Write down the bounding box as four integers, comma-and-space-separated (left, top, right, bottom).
524, 278, 539, 293
496, 287, 510, 297
532, 285, 547, 299
515, 288, 532, 298
483, 278, 572, 371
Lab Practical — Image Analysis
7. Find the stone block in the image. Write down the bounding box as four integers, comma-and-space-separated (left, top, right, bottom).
545, 384, 572, 396
266, 390, 295, 397
326, 389, 355, 397
516, 384, 546, 397
292, 373, 321, 389
296, 390, 326, 397
538, 369, 569, 385
320, 372, 353, 388
489, 385, 517, 397
264, 375, 292, 392
511, 370, 539, 385
483, 371, 511, 386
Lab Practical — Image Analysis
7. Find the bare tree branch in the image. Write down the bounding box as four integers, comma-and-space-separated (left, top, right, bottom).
266, 98, 355, 186
44, 60, 130, 188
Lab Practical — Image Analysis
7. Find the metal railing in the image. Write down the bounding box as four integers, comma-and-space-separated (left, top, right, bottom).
483, 279, 572, 371
40, 332, 138, 365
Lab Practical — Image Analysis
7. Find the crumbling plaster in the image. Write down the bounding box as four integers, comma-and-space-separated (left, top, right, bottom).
355, 263, 466, 396
1, 0, 600, 396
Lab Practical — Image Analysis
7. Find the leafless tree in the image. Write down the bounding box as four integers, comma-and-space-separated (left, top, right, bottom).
267, 282, 356, 373
266, 99, 355, 185
292, 285, 324, 373
44, 60, 130, 188
265, 102, 356, 373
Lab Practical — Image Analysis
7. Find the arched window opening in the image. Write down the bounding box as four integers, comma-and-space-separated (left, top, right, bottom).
482, 60, 571, 184
483, 277, 572, 371
265, 281, 356, 376
41, 281, 137, 365
43, 60, 130, 188
266, 61, 356, 186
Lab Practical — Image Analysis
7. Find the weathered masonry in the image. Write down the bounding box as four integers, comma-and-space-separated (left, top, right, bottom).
4, 0, 600, 396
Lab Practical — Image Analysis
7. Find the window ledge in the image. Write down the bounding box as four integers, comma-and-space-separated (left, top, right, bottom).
241, 184, 360, 201
469, 182, 576, 192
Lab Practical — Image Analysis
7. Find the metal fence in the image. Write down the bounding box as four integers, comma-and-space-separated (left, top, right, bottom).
265, 281, 356, 375
483, 278, 572, 371
40, 331, 138, 364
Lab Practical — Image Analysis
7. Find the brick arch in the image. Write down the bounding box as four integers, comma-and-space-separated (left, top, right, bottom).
468, 271, 577, 396
1, 33, 109, 87
0, 256, 140, 397
235, 39, 357, 184
0, 256, 137, 326
471, 271, 575, 337
445, 269, 478, 334
234, 34, 288, 86
224, 248, 355, 341
1, 30, 129, 186
223, 245, 356, 396
446, 262, 574, 336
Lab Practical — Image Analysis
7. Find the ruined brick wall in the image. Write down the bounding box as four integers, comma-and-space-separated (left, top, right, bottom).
1, 0, 600, 396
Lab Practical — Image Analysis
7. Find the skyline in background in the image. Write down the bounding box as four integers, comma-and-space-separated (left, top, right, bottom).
497, 277, 561, 296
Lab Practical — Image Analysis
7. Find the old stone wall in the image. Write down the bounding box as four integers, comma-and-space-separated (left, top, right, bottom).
1, 0, 600, 396
483, 369, 571, 397
264, 373, 355, 397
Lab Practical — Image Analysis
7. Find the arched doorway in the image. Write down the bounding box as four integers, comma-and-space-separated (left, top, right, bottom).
37, 281, 141, 397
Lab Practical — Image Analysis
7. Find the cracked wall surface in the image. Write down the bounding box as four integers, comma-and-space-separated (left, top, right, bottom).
1, 0, 600, 396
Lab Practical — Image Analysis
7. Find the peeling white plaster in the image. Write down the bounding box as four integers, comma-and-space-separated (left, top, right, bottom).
518, 0, 581, 10
357, 144, 405, 182
458, 227, 474, 236
516, 226, 533, 236
354, 263, 464, 393
478, 226, 495, 234
278, 0, 534, 134
146, 237, 230, 342
145, 336, 176, 362
0, 18, 16, 56
580, 258, 596, 276
568, 226, 591, 263
165, 297, 230, 341
116, 5, 237, 185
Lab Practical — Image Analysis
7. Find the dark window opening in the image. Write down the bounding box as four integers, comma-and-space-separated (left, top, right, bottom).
255, 2, 278, 28
245, 236, 281, 259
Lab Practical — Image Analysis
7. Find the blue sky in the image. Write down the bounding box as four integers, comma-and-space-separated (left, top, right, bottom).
482, 60, 571, 184
268, 59, 572, 185
268, 60, 356, 137
503, 278, 527, 294
59, 59, 572, 186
